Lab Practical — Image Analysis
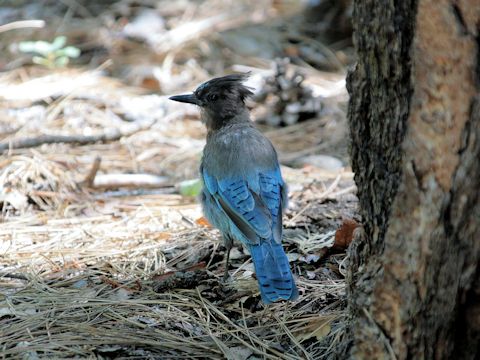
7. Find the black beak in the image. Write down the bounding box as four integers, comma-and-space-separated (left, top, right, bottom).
169, 93, 199, 105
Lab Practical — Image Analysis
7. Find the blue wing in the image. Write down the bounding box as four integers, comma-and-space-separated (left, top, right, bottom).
201, 167, 284, 245
258, 167, 284, 244
202, 165, 298, 303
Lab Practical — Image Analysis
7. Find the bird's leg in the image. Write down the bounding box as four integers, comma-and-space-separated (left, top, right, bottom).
223, 236, 233, 281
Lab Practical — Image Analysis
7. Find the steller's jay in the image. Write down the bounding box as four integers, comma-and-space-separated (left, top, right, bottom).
169, 74, 298, 304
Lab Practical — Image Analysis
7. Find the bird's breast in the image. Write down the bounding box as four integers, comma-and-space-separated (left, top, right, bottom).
202, 125, 279, 179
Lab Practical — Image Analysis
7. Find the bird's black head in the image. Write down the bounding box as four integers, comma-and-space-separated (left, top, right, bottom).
169, 73, 253, 130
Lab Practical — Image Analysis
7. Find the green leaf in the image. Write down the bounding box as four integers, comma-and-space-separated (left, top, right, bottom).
179, 179, 202, 197
19, 40, 53, 56
54, 56, 69, 67
32, 56, 52, 67
60, 46, 81, 58
18, 41, 36, 53
18, 36, 72, 58
50, 36, 67, 51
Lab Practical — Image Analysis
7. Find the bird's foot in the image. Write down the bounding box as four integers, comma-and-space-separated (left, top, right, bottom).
222, 267, 231, 282
222, 244, 232, 282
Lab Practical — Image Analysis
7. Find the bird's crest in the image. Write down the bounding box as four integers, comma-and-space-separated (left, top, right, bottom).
196, 73, 254, 102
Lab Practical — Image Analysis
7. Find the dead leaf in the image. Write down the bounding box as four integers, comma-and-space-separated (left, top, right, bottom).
153, 232, 171, 241
195, 216, 211, 227
334, 218, 359, 250
140, 77, 160, 90
293, 316, 333, 343
311, 322, 331, 341
284, 45, 299, 57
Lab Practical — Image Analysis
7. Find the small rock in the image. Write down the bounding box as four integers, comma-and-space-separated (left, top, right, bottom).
110, 287, 132, 301
229, 247, 245, 260
226, 346, 254, 360
299, 254, 320, 264
295, 154, 344, 170
287, 252, 301, 262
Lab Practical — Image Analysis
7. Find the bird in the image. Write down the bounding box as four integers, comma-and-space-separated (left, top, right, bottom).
169, 73, 298, 304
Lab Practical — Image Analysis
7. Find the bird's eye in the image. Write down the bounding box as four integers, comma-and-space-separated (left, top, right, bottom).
208, 94, 218, 101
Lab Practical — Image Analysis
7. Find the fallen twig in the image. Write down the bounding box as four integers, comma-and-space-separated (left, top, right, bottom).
92, 173, 171, 189
0, 20, 45, 33
0, 272, 28, 280
0, 119, 156, 152
100, 275, 142, 292
93, 187, 176, 199
80, 156, 102, 187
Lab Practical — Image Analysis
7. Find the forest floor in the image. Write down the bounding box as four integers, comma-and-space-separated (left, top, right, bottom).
0, 1, 356, 358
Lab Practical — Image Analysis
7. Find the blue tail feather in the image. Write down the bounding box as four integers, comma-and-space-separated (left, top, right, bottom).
249, 242, 298, 304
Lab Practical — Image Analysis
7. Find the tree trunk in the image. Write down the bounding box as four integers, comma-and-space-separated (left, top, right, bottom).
340, 0, 480, 358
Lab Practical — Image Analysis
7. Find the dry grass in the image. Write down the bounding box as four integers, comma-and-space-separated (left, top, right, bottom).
0, 1, 355, 358
1, 147, 353, 358
2, 279, 344, 359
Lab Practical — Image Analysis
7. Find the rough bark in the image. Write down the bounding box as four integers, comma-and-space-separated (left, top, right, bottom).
340, 0, 480, 359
